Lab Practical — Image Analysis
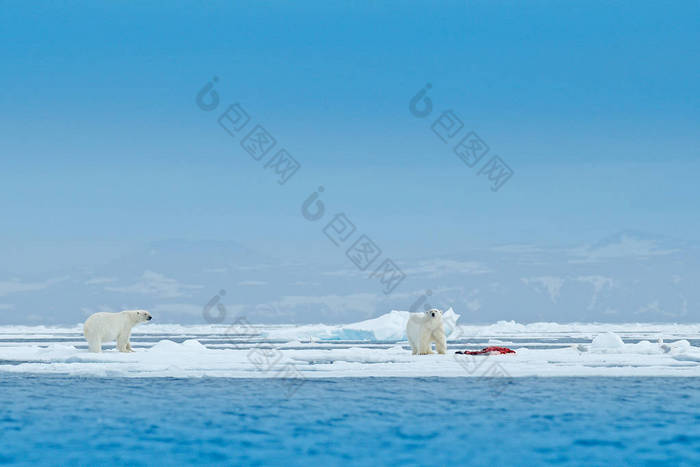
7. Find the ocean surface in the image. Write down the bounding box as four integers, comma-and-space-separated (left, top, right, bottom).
1, 375, 699, 466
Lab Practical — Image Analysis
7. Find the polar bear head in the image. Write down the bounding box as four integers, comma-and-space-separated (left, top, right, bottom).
126, 309, 152, 324
423, 308, 443, 330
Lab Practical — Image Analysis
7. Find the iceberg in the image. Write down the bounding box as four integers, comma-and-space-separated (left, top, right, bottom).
263, 308, 461, 341
590, 332, 626, 352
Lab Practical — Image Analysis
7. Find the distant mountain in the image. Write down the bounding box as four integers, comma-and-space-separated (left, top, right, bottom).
0, 233, 697, 325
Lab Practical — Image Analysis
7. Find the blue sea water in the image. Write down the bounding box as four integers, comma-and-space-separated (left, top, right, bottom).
1, 375, 699, 466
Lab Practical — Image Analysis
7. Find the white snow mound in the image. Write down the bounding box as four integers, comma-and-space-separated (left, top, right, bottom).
591, 332, 626, 352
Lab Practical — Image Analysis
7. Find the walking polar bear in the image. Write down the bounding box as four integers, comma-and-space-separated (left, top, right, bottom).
406, 308, 447, 355
83, 310, 152, 353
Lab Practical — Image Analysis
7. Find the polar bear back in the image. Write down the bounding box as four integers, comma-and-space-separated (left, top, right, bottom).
84, 311, 139, 342
85, 312, 122, 341
405, 313, 425, 344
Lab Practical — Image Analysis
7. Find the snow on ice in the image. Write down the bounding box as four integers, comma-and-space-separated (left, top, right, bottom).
1, 310, 699, 378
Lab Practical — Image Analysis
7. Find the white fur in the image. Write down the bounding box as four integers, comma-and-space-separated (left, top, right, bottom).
406, 308, 447, 355
83, 310, 152, 353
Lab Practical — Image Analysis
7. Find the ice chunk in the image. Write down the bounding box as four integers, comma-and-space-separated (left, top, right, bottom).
263, 308, 461, 342
669, 339, 691, 353
149, 339, 208, 353
591, 332, 625, 352
340, 310, 409, 340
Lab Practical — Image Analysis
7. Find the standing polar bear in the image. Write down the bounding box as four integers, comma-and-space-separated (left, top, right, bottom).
406, 308, 447, 355
83, 310, 152, 353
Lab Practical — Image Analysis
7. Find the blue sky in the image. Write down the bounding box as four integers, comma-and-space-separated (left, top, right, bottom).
1, 1, 698, 324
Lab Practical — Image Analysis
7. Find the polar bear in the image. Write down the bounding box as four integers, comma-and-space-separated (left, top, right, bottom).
406, 308, 447, 355
83, 310, 152, 353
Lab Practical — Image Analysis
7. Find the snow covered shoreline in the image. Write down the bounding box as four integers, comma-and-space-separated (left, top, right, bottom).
1, 311, 699, 379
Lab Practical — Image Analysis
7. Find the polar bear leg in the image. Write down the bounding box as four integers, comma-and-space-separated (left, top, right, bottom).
116, 329, 130, 353
419, 331, 433, 354
87, 336, 102, 353
407, 333, 417, 355
434, 331, 447, 354
125, 329, 135, 352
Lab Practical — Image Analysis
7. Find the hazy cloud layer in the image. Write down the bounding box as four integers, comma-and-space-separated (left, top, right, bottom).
0, 233, 696, 325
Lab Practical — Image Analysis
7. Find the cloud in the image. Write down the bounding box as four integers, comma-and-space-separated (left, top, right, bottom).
237, 280, 268, 286
203, 267, 228, 273
636, 301, 663, 315
150, 303, 204, 316
490, 244, 546, 254
402, 259, 491, 278
386, 286, 464, 301
150, 302, 247, 319
576, 275, 615, 309
268, 292, 384, 320
568, 234, 677, 263
322, 259, 489, 279
105, 271, 203, 299
81, 305, 116, 316
321, 269, 363, 277
635, 298, 689, 319
465, 299, 481, 312
291, 281, 320, 286
521, 276, 565, 303
0, 276, 69, 297
234, 262, 303, 271
84, 277, 117, 285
